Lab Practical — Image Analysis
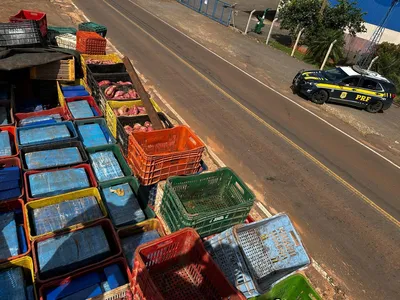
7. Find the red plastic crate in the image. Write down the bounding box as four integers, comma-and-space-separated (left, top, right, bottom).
24, 163, 98, 202
0, 199, 31, 263
76, 31, 106, 55
127, 126, 205, 185
131, 228, 246, 300
65, 96, 103, 120
9, 10, 47, 37
14, 107, 70, 126
31, 219, 122, 284
0, 157, 24, 201
0, 126, 18, 158
38, 257, 132, 300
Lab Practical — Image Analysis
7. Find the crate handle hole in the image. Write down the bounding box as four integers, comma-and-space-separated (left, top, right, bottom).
290, 230, 300, 246
188, 136, 197, 145
234, 182, 245, 195
155, 239, 173, 249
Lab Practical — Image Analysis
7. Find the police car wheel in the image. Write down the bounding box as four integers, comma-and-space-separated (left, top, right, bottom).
366, 101, 383, 113
311, 90, 328, 104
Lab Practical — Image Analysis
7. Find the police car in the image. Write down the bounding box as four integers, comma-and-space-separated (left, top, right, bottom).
292, 65, 397, 113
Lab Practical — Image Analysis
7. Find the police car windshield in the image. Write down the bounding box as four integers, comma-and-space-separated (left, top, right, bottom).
323, 68, 348, 82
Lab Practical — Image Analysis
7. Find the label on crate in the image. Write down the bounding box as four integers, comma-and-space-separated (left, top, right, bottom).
211, 215, 227, 223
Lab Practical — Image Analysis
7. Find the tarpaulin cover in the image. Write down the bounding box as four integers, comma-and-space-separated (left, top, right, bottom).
29, 168, 90, 198
0, 267, 26, 300
25, 147, 83, 169
102, 183, 145, 227
0, 131, 11, 157
78, 124, 108, 148
0, 47, 83, 78
37, 225, 110, 277
90, 151, 124, 182
0, 212, 19, 260
31, 196, 103, 236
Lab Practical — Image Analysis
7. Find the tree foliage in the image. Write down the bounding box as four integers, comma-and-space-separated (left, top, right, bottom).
372, 43, 400, 94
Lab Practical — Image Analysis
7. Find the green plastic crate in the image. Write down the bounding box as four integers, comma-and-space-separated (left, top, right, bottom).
47, 26, 77, 42
160, 167, 255, 237
78, 22, 107, 37
252, 274, 321, 300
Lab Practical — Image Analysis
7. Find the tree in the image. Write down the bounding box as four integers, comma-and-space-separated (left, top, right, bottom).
372, 43, 400, 94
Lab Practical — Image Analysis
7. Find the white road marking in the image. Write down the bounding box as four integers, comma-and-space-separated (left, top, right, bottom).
128, 0, 400, 172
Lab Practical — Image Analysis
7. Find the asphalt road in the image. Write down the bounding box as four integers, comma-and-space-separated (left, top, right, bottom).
75, 0, 400, 298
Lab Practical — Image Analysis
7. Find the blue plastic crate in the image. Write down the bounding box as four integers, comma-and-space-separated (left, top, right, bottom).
0, 131, 12, 157
78, 124, 108, 148
89, 151, 124, 182
37, 225, 111, 278
61, 284, 103, 300
0, 166, 20, 182
17, 121, 77, 147
25, 147, 83, 170
0, 267, 27, 300
101, 183, 145, 227
28, 168, 90, 198
31, 196, 103, 236
205, 214, 310, 297
0, 212, 19, 260
19, 114, 62, 127
121, 230, 160, 269
62, 85, 85, 92
68, 100, 95, 119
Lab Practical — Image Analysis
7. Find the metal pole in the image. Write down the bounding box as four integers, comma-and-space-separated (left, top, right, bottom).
291, 28, 305, 57
368, 56, 379, 70
266, 18, 278, 45
320, 39, 338, 70
244, 9, 256, 35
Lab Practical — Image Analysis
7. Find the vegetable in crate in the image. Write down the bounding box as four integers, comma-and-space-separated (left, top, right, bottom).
99, 80, 139, 100
90, 151, 124, 182
113, 105, 146, 117
102, 183, 145, 227
86, 59, 115, 65
124, 121, 154, 135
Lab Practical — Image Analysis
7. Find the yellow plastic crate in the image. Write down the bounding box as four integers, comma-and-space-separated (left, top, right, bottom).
105, 99, 162, 138
57, 78, 90, 106
117, 218, 165, 238
0, 256, 37, 299
25, 188, 108, 240
81, 53, 122, 80
30, 57, 75, 82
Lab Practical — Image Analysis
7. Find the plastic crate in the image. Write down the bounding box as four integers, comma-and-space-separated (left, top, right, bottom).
20, 140, 87, 171
0, 199, 30, 263
118, 219, 165, 269
79, 22, 107, 37
0, 20, 43, 47
16, 121, 78, 148
10, 10, 47, 37
118, 112, 174, 157
14, 106, 70, 127
25, 187, 108, 240
47, 26, 76, 43
75, 118, 116, 148
81, 53, 122, 80
30, 56, 75, 81
105, 99, 162, 138
32, 219, 121, 284
57, 79, 90, 107
253, 274, 321, 300
207, 214, 310, 297
0, 126, 18, 158
76, 31, 106, 55
0, 100, 15, 127
160, 167, 255, 237
99, 176, 155, 228
65, 96, 103, 120
131, 228, 245, 300
0, 157, 24, 202
127, 125, 205, 185
38, 258, 132, 300
24, 163, 97, 202
0, 256, 37, 300
87, 144, 132, 184
55, 33, 76, 50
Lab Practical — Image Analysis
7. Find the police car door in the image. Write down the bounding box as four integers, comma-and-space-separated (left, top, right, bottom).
331, 76, 361, 105
356, 78, 384, 106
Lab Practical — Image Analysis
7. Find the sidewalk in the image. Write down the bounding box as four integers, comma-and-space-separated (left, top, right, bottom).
133, 0, 400, 164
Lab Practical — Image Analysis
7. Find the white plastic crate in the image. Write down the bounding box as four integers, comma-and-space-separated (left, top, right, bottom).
55, 33, 76, 50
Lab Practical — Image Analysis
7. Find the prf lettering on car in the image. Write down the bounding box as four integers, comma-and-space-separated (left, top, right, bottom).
355, 95, 372, 102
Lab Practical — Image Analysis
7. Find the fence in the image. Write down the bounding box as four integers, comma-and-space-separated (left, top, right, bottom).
177, 0, 232, 26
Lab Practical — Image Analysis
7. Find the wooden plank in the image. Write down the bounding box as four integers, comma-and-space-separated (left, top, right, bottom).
122, 56, 163, 130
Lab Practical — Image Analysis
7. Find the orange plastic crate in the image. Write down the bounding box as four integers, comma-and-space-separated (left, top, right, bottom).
131, 228, 245, 300
127, 126, 205, 185
76, 31, 106, 55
